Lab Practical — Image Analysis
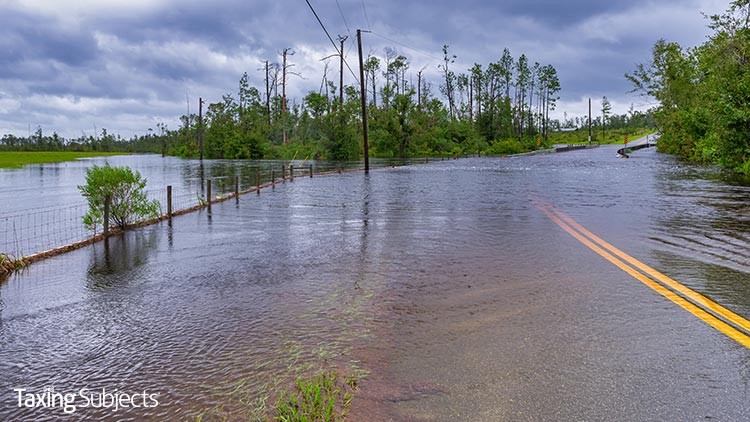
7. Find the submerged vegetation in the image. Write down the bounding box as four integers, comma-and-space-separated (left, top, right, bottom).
627, 0, 750, 174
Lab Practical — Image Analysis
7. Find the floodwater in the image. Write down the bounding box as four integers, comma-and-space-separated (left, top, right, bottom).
0, 155, 412, 257
1, 146, 749, 420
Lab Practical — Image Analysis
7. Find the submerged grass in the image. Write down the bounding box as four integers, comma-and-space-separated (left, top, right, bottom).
274, 370, 354, 422
193, 366, 365, 422
0, 151, 128, 168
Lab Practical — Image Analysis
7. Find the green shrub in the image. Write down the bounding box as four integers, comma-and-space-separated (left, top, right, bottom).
487, 139, 526, 155
78, 165, 161, 231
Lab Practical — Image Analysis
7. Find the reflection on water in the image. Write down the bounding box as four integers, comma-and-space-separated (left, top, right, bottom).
1, 147, 749, 420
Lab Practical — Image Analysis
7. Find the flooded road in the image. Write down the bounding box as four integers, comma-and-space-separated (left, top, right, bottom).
1, 146, 749, 420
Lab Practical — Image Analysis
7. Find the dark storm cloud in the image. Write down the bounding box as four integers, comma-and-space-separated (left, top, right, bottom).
0, 8, 98, 68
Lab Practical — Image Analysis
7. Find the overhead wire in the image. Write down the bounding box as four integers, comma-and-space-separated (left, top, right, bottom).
335, 0, 352, 38
361, 0, 371, 31
368, 31, 442, 63
304, 0, 360, 84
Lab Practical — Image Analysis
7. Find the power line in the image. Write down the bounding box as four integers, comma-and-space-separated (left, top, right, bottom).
335, 0, 352, 37
304, 0, 359, 84
361, 0, 371, 31
368, 31, 442, 62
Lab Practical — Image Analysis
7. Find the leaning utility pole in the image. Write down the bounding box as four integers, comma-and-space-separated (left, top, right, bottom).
588, 97, 592, 145
199, 97, 204, 160
357, 29, 370, 174
338, 35, 348, 108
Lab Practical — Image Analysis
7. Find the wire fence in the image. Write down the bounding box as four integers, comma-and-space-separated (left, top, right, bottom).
0, 162, 362, 260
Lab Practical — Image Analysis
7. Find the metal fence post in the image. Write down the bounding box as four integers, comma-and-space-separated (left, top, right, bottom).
310, 164, 313, 178
256, 171, 261, 195
272, 169, 276, 190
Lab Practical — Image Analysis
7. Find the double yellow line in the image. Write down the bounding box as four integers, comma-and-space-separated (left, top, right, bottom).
533, 197, 750, 349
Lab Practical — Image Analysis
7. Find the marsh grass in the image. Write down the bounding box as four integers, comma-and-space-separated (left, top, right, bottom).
0, 151, 127, 169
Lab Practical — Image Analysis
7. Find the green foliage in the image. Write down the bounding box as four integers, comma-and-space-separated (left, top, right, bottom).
78, 165, 161, 231
627, 1, 750, 173
487, 139, 526, 155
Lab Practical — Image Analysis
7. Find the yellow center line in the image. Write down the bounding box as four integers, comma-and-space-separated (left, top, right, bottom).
541, 200, 750, 335
534, 201, 750, 349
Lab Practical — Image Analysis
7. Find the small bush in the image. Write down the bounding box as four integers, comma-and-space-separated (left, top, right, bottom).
78, 165, 160, 231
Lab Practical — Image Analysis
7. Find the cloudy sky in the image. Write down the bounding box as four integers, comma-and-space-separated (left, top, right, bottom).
0, 0, 728, 138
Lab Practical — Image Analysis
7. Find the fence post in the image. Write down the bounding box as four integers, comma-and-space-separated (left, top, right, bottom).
272, 169, 276, 190
167, 185, 172, 218
207, 179, 212, 211
290, 165, 294, 181
282, 165, 286, 181
256, 170, 261, 195
310, 164, 313, 178
103, 194, 111, 237
234, 177, 239, 203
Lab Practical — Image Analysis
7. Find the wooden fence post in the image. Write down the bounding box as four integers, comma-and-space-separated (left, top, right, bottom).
290, 165, 294, 181
167, 186, 172, 218
103, 194, 111, 237
207, 179, 212, 211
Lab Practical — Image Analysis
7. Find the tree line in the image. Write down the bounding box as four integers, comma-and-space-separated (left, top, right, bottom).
163, 45, 564, 160
1, 45, 565, 159
627, 0, 750, 174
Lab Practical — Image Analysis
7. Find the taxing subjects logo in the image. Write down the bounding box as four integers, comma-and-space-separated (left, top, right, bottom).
13, 386, 159, 414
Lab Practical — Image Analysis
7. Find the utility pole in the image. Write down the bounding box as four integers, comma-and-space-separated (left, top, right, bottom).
357, 29, 370, 174
281, 48, 291, 144
265, 60, 271, 127
469, 77, 474, 126
588, 97, 592, 145
417, 69, 422, 109
338, 35, 348, 108
199, 97, 204, 160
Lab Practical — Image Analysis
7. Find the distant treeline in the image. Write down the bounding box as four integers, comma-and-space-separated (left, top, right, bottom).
2, 44, 656, 159
0, 128, 161, 154
627, 0, 750, 174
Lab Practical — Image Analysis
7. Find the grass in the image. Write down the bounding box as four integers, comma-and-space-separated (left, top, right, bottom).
548, 127, 656, 146
273, 370, 355, 422
0, 151, 128, 169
